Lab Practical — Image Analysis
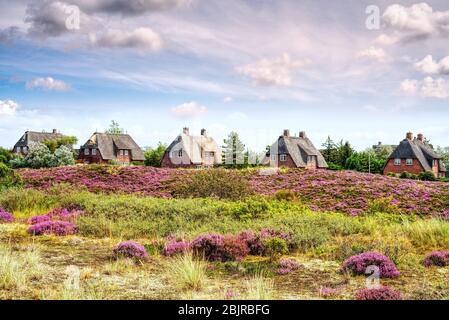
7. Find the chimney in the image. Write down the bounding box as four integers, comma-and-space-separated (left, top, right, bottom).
52, 129, 58, 134
299, 131, 306, 138
283, 129, 290, 137
417, 133, 424, 142
201, 129, 207, 136
406, 132, 413, 140
183, 127, 189, 135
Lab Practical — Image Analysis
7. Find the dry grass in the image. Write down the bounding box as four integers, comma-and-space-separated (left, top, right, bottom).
244, 273, 275, 300
167, 253, 208, 291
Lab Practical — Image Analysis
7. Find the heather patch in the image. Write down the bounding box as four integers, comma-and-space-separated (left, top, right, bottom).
276, 258, 302, 275
0, 208, 14, 223
355, 287, 402, 300
27, 221, 77, 236
113, 241, 149, 261
423, 251, 449, 267
341, 251, 400, 278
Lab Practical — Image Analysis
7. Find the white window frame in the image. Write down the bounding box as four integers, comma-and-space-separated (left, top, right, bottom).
178, 149, 183, 158
16, 147, 21, 153
406, 159, 413, 166
280, 154, 287, 162
92, 148, 97, 156
124, 150, 129, 156
394, 158, 401, 166
271, 154, 276, 161
84, 148, 90, 156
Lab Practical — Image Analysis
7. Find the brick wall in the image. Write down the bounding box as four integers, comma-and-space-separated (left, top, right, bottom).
383, 158, 425, 175
77, 148, 106, 164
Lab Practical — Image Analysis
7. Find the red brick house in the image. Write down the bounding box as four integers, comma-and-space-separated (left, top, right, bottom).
383, 132, 446, 178
262, 130, 328, 169
12, 129, 65, 155
78, 132, 144, 164
161, 128, 221, 168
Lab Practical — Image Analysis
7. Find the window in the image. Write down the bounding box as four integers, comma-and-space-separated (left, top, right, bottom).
406, 159, 413, 166
23, 147, 28, 153
178, 149, 183, 157
16, 147, 21, 153
92, 148, 97, 156
271, 154, 276, 161
119, 150, 124, 156
434, 160, 438, 166
124, 150, 129, 156
205, 151, 214, 159
84, 148, 90, 156
394, 159, 401, 166
280, 154, 287, 162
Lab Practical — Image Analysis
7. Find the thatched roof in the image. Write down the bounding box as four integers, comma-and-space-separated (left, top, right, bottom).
165, 128, 221, 165
264, 131, 328, 168
82, 132, 145, 161
389, 135, 445, 172
14, 130, 64, 148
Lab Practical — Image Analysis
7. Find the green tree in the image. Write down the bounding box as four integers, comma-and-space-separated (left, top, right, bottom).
336, 140, 354, 167
222, 131, 246, 168
0, 147, 13, 165
374, 145, 393, 161
144, 142, 167, 167
106, 120, 124, 134
345, 150, 386, 174
42, 136, 78, 153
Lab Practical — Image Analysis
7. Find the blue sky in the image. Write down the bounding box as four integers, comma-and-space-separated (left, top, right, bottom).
1, 0, 449, 151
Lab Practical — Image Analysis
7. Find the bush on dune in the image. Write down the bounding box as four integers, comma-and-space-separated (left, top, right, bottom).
341, 251, 400, 278
27, 221, 77, 236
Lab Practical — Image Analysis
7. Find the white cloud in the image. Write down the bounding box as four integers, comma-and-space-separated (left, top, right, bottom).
89, 27, 163, 52
382, 3, 449, 42
400, 77, 449, 99
414, 55, 449, 75
223, 96, 233, 103
357, 46, 388, 62
236, 53, 310, 87
373, 34, 399, 46
0, 100, 19, 116
26, 77, 71, 91
171, 101, 207, 118
25, 1, 91, 39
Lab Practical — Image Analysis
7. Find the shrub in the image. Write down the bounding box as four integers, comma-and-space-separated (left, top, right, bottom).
191, 233, 225, 261
418, 171, 436, 181
423, 251, 449, 267
0, 208, 14, 223
276, 258, 302, 275
162, 239, 190, 257
0, 163, 22, 189
239, 231, 265, 256
399, 171, 409, 179
355, 287, 402, 300
221, 235, 249, 262
28, 215, 51, 225
229, 196, 271, 220
273, 189, 298, 202
113, 241, 148, 261
27, 221, 77, 236
264, 237, 288, 261
367, 197, 401, 215
341, 251, 400, 278
172, 169, 254, 200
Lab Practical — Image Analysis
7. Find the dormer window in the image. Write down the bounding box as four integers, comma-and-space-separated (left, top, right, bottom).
280, 154, 287, 162
92, 148, 97, 156
178, 149, 183, 157
84, 148, 90, 156
394, 159, 401, 166
406, 159, 413, 166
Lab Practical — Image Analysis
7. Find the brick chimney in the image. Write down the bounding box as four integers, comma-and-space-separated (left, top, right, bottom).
299, 131, 306, 138
201, 129, 207, 136
283, 129, 290, 137
52, 129, 58, 134
183, 127, 189, 135
406, 132, 413, 140
417, 133, 424, 142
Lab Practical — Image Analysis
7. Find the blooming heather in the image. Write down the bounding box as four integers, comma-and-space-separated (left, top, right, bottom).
113, 241, 148, 260
191, 233, 225, 261
276, 258, 302, 275
28, 215, 51, 225
341, 251, 400, 278
0, 208, 14, 223
355, 287, 402, 300
28, 221, 77, 236
423, 251, 449, 267
162, 239, 190, 257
